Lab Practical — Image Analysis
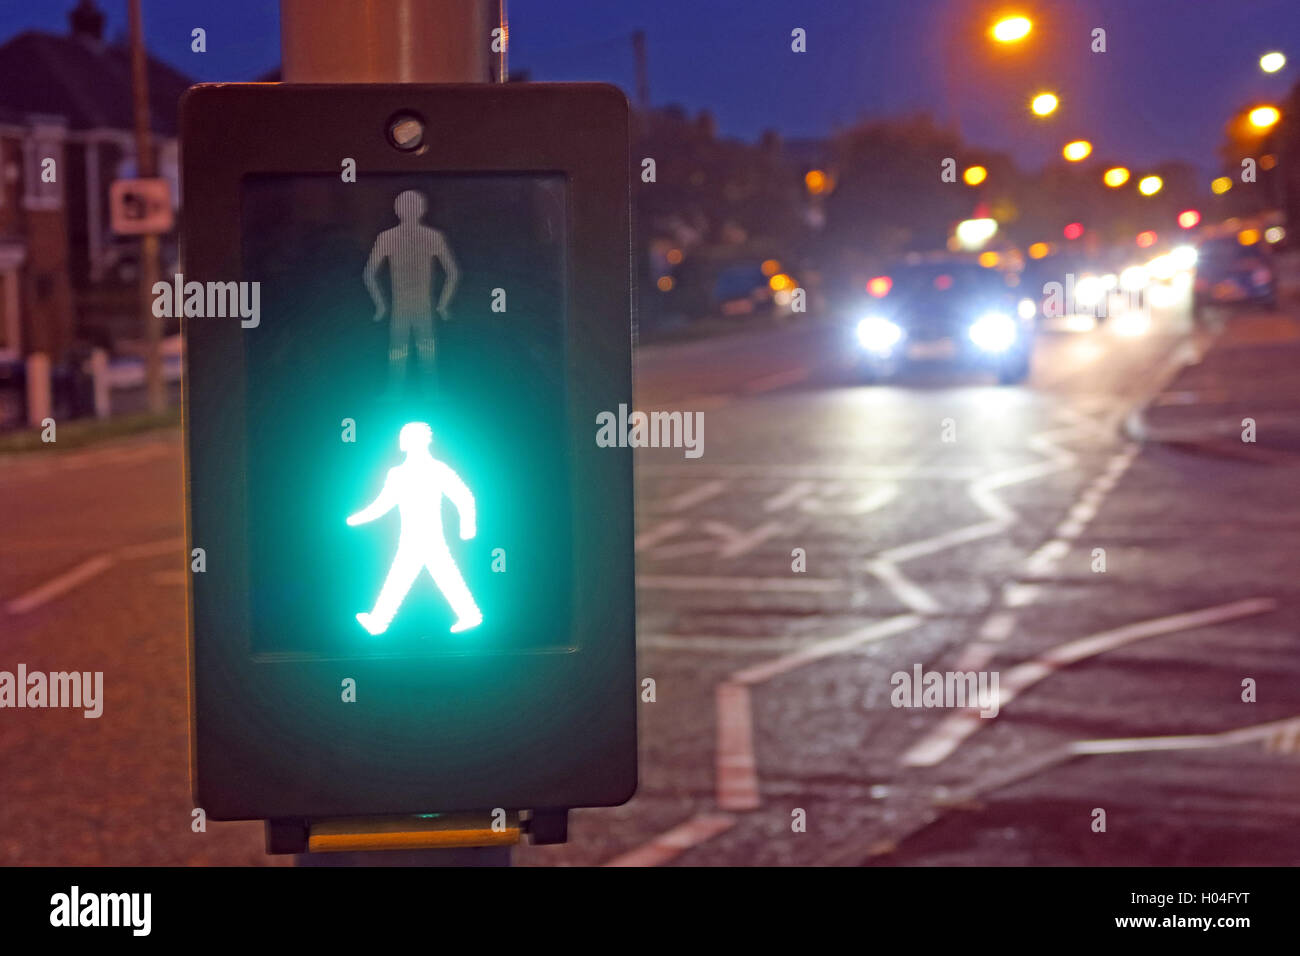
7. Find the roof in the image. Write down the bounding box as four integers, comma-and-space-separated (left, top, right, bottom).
0, 30, 193, 136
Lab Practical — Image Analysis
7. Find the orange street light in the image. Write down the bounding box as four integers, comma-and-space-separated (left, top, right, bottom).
1031, 92, 1059, 116
1248, 105, 1281, 130
1103, 167, 1130, 187
963, 165, 988, 186
1063, 140, 1092, 162
991, 15, 1032, 43
1138, 175, 1163, 196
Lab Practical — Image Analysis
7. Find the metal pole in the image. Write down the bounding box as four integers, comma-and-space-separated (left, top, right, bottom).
281, 0, 504, 84
278, 0, 509, 864
127, 0, 164, 414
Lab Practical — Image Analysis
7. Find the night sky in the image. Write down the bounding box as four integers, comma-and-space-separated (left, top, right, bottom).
3, 0, 1297, 178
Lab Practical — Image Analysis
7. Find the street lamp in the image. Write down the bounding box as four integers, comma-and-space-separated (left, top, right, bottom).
963, 165, 988, 186
1103, 167, 1130, 187
1260, 52, 1286, 73
1031, 92, 1059, 116
1063, 140, 1092, 162
991, 16, 1032, 43
1249, 105, 1281, 130
1138, 175, 1163, 196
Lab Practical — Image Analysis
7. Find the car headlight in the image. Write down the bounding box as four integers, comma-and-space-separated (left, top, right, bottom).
1017, 298, 1036, 319
968, 312, 1018, 352
856, 315, 903, 354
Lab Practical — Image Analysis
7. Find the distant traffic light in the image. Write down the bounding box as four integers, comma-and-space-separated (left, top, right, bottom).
1063, 222, 1084, 240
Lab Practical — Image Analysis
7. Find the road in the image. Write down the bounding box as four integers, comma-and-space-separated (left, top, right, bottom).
4, 303, 1300, 865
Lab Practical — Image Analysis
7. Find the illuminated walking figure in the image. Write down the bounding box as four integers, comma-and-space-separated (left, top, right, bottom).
363, 190, 460, 389
347, 422, 483, 635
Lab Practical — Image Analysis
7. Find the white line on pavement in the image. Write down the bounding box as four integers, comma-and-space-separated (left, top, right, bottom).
636, 575, 849, 593
602, 814, 736, 867
4, 536, 184, 616
900, 597, 1279, 767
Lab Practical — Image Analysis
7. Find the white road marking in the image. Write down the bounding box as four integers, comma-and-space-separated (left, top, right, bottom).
661, 479, 730, 512
4, 536, 183, 615
717, 614, 923, 811
602, 814, 736, 867
1024, 538, 1070, 577
763, 480, 817, 513
1069, 714, 1300, 756
728, 614, 924, 687
639, 463, 983, 480
716, 682, 761, 810
634, 519, 687, 552
978, 611, 1016, 642
865, 559, 941, 615
4, 554, 116, 615
744, 365, 809, 393
901, 598, 1278, 767
636, 574, 848, 593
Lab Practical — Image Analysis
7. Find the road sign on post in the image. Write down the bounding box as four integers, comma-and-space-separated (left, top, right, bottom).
109, 177, 173, 235
180, 83, 636, 845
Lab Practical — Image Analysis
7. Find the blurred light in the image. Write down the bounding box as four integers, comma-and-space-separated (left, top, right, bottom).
1260, 154, 1278, 170
1064, 314, 1097, 332
666, 248, 684, 265
1114, 309, 1151, 336
934, 274, 954, 290
1238, 229, 1261, 246
1148, 283, 1177, 308
866, 275, 893, 298
969, 312, 1018, 352
1248, 106, 1281, 130
963, 165, 988, 186
1211, 176, 1233, 195
1075, 276, 1104, 307
1018, 297, 1036, 319
1260, 51, 1286, 73
1063, 140, 1092, 162
774, 288, 793, 306
1138, 176, 1163, 196
805, 169, 829, 194
656, 275, 674, 292
769, 272, 794, 291
955, 217, 998, 249
1177, 209, 1200, 229
1171, 245, 1198, 270
978, 251, 1001, 267
991, 16, 1033, 43
1266, 226, 1286, 243
1031, 92, 1059, 116
1103, 167, 1130, 188
857, 316, 902, 354
1063, 222, 1084, 240
760, 258, 780, 277
1120, 265, 1149, 291
1148, 254, 1176, 281
1101, 273, 1119, 290
1028, 241, 1050, 259
1136, 230, 1157, 248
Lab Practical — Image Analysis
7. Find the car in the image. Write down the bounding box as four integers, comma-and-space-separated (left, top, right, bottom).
1193, 237, 1277, 317
711, 262, 799, 319
846, 260, 1034, 384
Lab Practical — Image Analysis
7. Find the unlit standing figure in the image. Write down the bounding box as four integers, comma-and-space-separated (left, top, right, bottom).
363, 190, 459, 389
348, 421, 483, 635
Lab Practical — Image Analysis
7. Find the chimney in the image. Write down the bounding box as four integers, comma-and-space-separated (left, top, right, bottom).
69, 0, 105, 45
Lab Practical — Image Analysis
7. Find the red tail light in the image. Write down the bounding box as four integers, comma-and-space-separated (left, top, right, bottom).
867, 275, 892, 298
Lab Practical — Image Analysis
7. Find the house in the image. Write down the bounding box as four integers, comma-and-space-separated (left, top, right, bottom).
0, 0, 191, 376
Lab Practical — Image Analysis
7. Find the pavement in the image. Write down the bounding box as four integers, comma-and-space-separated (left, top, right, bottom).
3, 296, 1300, 866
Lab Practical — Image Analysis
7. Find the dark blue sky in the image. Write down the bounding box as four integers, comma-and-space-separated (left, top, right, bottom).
4, 0, 1297, 178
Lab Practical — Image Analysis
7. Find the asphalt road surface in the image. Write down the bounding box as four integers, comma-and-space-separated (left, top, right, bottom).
4, 301, 1300, 866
